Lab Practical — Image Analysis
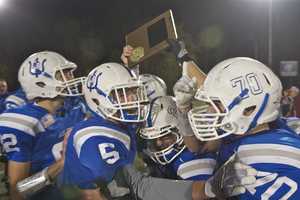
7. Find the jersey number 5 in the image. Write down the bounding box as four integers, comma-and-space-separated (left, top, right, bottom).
98, 143, 120, 164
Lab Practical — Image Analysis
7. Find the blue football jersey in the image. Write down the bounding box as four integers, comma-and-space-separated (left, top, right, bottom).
170, 149, 216, 181
0, 92, 10, 114
0, 102, 84, 174
62, 115, 138, 186
219, 128, 300, 200
54, 97, 87, 134
4, 88, 27, 111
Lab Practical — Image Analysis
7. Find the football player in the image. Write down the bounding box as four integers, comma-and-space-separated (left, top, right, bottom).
0, 51, 86, 200
184, 57, 300, 199
62, 62, 150, 199
140, 96, 216, 181
118, 42, 257, 200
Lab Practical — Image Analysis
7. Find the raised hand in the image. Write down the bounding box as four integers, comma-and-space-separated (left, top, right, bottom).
121, 45, 134, 66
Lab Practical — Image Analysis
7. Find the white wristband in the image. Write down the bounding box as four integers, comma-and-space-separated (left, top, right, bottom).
204, 179, 216, 198
17, 167, 52, 197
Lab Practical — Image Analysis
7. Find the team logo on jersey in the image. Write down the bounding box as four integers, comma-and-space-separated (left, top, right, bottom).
86, 70, 102, 92
29, 58, 46, 77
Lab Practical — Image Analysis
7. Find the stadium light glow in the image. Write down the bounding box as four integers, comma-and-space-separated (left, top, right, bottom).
0, 0, 6, 8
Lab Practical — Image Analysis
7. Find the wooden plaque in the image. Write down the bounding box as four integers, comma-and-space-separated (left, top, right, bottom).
125, 10, 178, 67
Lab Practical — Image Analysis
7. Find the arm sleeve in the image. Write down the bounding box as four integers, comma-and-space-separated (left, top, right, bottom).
122, 165, 193, 200
175, 158, 216, 181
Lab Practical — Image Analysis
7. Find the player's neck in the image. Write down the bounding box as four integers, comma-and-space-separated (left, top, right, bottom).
35, 98, 64, 114
247, 123, 270, 135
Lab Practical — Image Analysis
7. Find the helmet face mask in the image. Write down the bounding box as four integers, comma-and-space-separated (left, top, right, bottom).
54, 67, 85, 96
140, 96, 186, 165
84, 63, 150, 122
141, 125, 185, 165
107, 83, 150, 122
18, 51, 85, 100
188, 57, 283, 141
188, 90, 235, 141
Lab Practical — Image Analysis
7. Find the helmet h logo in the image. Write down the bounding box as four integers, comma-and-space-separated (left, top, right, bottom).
29, 58, 46, 77
86, 70, 102, 92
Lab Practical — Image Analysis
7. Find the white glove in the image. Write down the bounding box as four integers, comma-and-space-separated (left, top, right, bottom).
107, 180, 130, 198
205, 154, 257, 198
173, 75, 197, 109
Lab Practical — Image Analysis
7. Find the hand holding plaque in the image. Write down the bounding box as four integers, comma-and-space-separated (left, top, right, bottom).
125, 10, 178, 67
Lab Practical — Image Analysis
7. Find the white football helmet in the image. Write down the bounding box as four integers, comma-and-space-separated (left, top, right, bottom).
84, 63, 150, 122
140, 96, 186, 165
18, 51, 85, 100
188, 57, 282, 141
139, 74, 167, 101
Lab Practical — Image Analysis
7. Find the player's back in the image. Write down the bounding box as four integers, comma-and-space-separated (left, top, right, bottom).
0, 103, 66, 174
63, 115, 137, 186
219, 128, 300, 200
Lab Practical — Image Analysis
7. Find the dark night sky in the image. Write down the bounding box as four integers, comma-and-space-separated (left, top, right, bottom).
0, 0, 300, 89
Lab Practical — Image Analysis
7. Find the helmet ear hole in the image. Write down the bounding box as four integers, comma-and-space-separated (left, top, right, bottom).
36, 82, 46, 88
243, 105, 256, 116
92, 98, 100, 106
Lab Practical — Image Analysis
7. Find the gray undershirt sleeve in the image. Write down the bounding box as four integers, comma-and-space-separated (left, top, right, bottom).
122, 165, 193, 200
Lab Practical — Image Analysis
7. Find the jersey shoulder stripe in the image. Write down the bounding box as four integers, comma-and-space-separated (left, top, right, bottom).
5, 95, 26, 106
177, 158, 216, 179
73, 125, 131, 156
0, 112, 45, 136
238, 143, 300, 169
